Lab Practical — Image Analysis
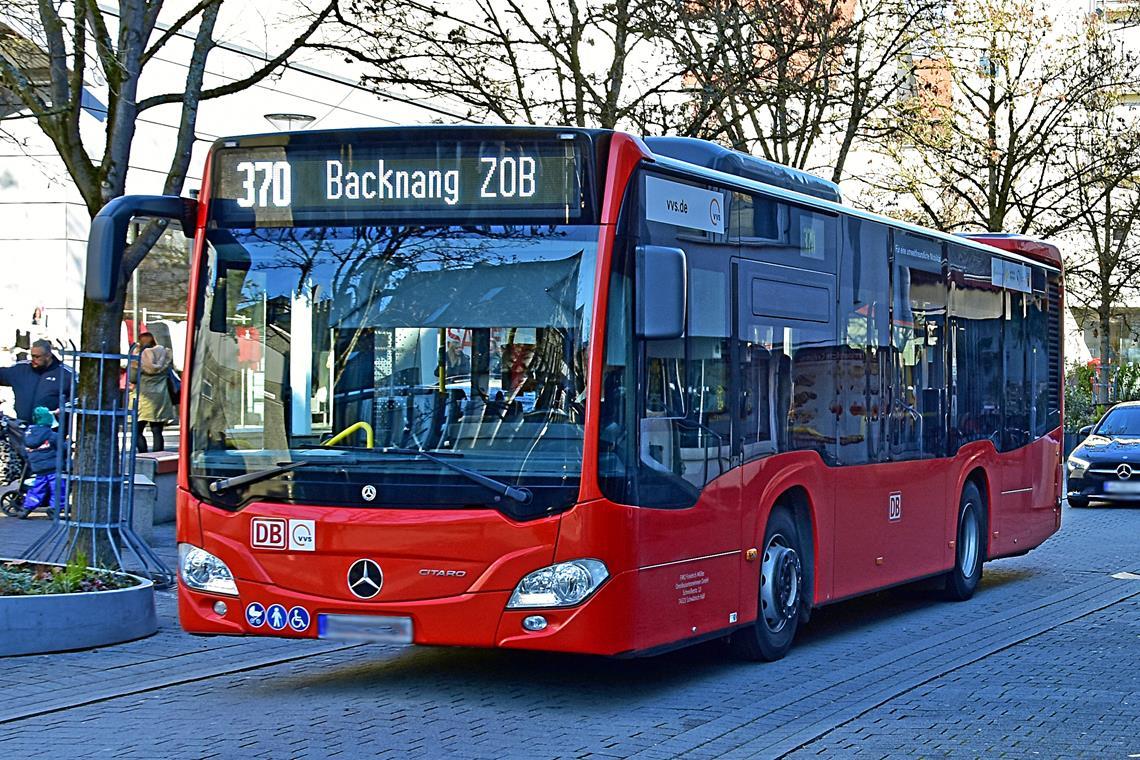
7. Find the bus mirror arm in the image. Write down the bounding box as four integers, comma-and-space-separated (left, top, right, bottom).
86, 195, 198, 302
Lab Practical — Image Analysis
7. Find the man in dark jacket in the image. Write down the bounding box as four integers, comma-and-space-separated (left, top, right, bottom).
0, 340, 71, 422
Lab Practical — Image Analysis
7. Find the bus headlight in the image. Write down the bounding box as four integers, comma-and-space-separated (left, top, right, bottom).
179, 543, 238, 596
1067, 456, 1090, 478
507, 559, 609, 609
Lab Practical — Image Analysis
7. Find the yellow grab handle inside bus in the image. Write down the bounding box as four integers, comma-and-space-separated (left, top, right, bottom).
323, 421, 374, 449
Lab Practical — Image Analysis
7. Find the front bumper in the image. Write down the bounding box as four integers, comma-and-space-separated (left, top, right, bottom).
1066, 472, 1140, 503
178, 569, 639, 655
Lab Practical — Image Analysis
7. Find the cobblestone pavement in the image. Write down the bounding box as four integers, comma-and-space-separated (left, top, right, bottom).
1, 501, 1137, 758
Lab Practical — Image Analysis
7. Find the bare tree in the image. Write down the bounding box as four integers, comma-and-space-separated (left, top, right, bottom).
671, 0, 936, 182
0, 0, 336, 561
865, 0, 1139, 235
1058, 79, 1140, 405
331, 0, 692, 131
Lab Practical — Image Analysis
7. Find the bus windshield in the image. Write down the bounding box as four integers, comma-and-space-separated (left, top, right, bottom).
189, 223, 598, 517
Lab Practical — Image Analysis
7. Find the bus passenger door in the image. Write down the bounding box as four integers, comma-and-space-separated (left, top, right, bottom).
625, 176, 741, 649
882, 233, 950, 583
832, 225, 950, 596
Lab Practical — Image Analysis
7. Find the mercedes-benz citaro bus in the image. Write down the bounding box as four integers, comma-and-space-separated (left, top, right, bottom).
86, 127, 1063, 660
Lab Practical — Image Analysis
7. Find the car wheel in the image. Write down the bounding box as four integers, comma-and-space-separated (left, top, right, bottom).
731, 506, 804, 661
944, 482, 985, 601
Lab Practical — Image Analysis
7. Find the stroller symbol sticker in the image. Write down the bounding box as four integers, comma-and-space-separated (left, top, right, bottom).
245, 602, 266, 628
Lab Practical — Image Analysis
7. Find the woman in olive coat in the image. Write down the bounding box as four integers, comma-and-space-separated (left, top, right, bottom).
130, 332, 176, 452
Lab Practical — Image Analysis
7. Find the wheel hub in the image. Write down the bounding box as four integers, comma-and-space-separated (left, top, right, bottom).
761, 537, 801, 631
960, 502, 979, 577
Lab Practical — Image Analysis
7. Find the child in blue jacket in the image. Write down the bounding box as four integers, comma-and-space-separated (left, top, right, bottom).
23, 406, 60, 516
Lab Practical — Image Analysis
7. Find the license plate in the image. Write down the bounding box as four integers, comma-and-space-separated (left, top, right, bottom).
318, 614, 413, 644
1104, 481, 1140, 494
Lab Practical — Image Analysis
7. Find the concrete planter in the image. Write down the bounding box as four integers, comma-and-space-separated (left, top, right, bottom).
0, 561, 157, 656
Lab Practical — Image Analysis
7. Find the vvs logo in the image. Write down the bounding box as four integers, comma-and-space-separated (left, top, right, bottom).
709, 197, 722, 228
888, 492, 902, 522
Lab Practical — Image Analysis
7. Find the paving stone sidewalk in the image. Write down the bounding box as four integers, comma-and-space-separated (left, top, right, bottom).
0, 512, 356, 723
2, 503, 1137, 758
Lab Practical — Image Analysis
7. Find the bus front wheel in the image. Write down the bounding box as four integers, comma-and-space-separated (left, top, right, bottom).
944, 482, 985, 601
732, 506, 804, 662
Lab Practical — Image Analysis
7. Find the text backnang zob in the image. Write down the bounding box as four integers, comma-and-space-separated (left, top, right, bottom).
325, 156, 538, 206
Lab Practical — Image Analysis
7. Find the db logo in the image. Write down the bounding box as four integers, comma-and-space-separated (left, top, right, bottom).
888, 492, 902, 522
251, 518, 316, 551
251, 517, 287, 549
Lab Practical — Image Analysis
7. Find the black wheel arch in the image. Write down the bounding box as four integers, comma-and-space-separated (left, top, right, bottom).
963, 467, 990, 562
768, 486, 815, 624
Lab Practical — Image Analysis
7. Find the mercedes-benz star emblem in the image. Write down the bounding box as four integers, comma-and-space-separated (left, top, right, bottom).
362, 485, 377, 502
1117, 463, 1133, 480
347, 559, 383, 599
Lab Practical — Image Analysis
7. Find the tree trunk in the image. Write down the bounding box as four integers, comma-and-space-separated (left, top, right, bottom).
73, 291, 130, 565
1099, 306, 1112, 410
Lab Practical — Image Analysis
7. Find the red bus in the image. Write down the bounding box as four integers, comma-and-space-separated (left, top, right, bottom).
88, 127, 1063, 659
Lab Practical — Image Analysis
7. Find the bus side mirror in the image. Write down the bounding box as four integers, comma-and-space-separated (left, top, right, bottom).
86, 195, 198, 302
635, 245, 687, 340
1078, 425, 1094, 438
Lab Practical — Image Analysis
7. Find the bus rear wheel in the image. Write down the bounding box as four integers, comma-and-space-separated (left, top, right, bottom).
732, 506, 804, 661
944, 482, 985, 601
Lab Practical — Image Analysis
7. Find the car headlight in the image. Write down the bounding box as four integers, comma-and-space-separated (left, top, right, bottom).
507, 559, 609, 609
1067, 456, 1091, 476
179, 543, 238, 596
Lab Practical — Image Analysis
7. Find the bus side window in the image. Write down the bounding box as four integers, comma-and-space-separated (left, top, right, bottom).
740, 343, 774, 459
737, 198, 839, 465
1045, 272, 1062, 433
1002, 290, 1030, 451
837, 217, 889, 465
1029, 280, 1050, 439
890, 232, 946, 460
948, 244, 1003, 450
618, 171, 734, 508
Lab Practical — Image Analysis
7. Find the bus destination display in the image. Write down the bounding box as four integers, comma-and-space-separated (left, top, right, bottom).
211, 138, 586, 225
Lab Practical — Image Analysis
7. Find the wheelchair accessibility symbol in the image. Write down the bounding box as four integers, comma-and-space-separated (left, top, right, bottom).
287, 606, 310, 632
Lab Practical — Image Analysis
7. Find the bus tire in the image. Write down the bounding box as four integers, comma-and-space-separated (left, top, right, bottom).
731, 506, 804, 661
944, 482, 985, 601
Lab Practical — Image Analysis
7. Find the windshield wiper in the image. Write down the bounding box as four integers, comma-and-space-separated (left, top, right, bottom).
300, 443, 463, 457
209, 461, 312, 494
380, 447, 533, 505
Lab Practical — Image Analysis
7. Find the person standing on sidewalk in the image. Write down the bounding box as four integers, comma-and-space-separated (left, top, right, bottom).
130, 332, 176, 453
0, 340, 71, 423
